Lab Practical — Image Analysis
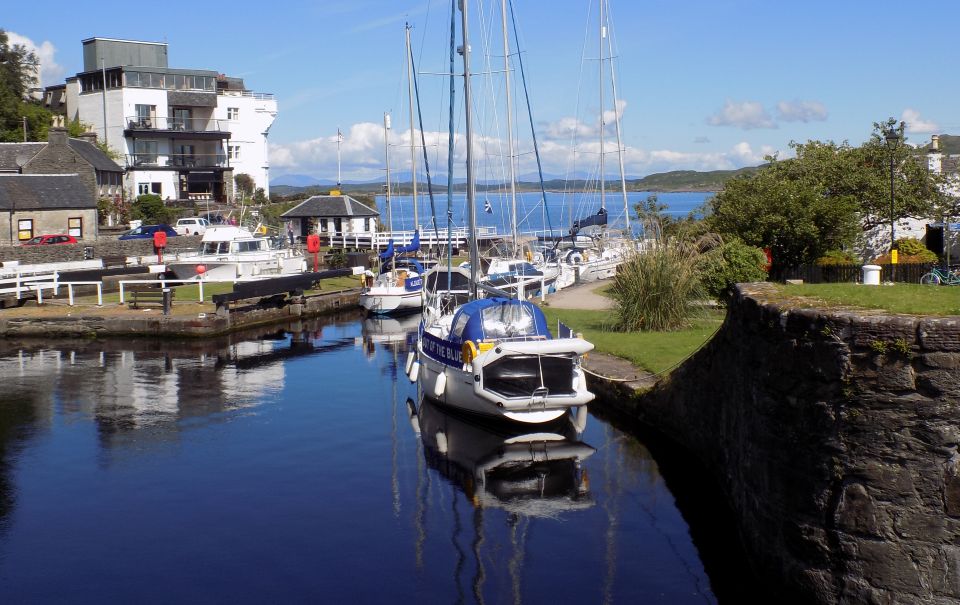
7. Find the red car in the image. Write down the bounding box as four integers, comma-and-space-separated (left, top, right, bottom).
21, 234, 78, 246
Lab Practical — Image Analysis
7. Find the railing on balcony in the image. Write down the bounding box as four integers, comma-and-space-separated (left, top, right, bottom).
127, 153, 228, 168
125, 116, 227, 132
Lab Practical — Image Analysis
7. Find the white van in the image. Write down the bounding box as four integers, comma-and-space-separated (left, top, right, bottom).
175, 217, 209, 236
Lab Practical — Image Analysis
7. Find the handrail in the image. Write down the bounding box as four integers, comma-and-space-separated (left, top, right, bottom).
125, 115, 227, 132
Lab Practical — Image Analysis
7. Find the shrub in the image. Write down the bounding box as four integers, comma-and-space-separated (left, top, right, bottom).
873, 237, 937, 264
610, 237, 707, 332
816, 249, 860, 266
698, 238, 769, 304
130, 194, 177, 225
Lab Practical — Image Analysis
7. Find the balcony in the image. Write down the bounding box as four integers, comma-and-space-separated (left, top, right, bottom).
124, 116, 230, 140
127, 153, 230, 170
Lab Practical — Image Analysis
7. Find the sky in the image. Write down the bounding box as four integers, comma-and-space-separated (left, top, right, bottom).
6, 0, 959, 184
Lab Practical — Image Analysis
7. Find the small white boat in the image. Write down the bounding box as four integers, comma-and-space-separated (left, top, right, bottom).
166, 226, 305, 280
359, 233, 425, 315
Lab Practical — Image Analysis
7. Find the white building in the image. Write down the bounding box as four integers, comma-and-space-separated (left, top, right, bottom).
56, 37, 276, 204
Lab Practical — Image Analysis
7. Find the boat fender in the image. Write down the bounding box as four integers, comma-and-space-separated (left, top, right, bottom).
408, 360, 420, 383
405, 351, 415, 375
566, 251, 583, 265
462, 341, 478, 365
434, 371, 447, 398
525, 250, 532, 262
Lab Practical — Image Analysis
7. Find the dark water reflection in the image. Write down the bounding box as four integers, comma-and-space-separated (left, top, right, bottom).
0, 312, 722, 603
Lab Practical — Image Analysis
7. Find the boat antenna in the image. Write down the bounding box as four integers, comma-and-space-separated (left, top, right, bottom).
409, 23, 442, 250
460, 0, 479, 299
405, 24, 419, 231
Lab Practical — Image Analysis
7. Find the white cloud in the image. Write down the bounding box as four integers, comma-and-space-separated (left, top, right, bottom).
776, 100, 828, 123
707, 100, 776, 130
542, 99, 628, 141
901, 108, 938, 134
271, 118, 777, 183
6, 32, 63, 89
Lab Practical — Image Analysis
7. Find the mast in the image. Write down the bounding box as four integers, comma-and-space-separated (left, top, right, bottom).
598, 0, 605, 213
605, 0, 630, 232
501, 0, 518, 253
461, 0, 479, 298
405, 24, 419, 230
384, 113, 393, 233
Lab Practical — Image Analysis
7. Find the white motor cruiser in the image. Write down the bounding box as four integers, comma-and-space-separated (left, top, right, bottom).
166, 226, 305, 280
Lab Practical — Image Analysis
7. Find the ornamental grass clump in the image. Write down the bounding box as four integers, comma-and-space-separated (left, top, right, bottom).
610, 237, 708, 332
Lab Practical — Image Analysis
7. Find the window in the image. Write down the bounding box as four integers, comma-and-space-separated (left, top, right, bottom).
151, 183, 162, 195
17, 219, 33, 241
135, 104, 156, 128
68, 217, 83, 238
228, 145, 240, 161
138, 183, 150, 195
134, 140, 158, 165
171, 108, 191, 131
227, 107, 239, 120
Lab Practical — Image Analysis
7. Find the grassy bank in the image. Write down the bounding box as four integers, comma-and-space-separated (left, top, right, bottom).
540, 306, 725, 375
779, 283, 960, 316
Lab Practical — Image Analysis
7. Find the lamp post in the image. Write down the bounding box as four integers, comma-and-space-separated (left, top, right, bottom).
884, 126, 900, 280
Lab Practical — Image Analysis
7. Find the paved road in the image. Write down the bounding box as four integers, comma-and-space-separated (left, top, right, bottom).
544, 280, 613, 310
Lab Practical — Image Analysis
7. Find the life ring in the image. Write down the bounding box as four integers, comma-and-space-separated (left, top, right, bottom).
566, 250, 584, 265
462, 341, 478, 364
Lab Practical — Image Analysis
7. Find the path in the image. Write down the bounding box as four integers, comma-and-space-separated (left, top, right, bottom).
543, 279, 613, 310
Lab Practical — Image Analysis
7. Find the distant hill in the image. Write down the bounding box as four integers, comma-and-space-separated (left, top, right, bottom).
914, 134, 960, 155
269, 165, 763, 198
271, 174, 331, 187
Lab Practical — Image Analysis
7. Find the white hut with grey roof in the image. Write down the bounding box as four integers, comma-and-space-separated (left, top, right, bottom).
280, 195, 379, 242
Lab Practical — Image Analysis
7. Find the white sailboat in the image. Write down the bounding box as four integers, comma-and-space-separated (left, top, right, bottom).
408, 0, 594, 427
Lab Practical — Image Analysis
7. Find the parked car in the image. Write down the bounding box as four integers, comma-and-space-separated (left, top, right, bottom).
174, 217, 209, 236
21, 234, 78, 246
118, 224, 179, 240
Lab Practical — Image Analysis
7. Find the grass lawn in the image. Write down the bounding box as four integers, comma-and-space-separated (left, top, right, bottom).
540, 306, 725, 375
778, 283, 960, 316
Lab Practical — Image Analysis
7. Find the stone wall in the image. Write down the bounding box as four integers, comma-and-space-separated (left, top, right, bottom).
598, 283, 960, 604
0, 235, 201, 265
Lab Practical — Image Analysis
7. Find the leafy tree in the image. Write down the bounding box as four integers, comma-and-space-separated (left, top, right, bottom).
234, 173, 255, 200
252, 187, 268, 204
130, 194, 177, 225
0, 30, 43, 142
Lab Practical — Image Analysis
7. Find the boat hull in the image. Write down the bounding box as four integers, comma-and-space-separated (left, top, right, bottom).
360, 287, 423, 314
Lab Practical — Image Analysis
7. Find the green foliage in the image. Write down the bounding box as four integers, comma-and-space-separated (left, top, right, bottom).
706, 123, 948, 272
252, 187, 268, 204
609, 237, 708, 332
816, 249, 861, 266
0, 30, 41, 142
895, 237, 938, 263
130, 194, 177, 225
234, 173, 255, 199
352, 194, 378, 212
698, 238, 769, 304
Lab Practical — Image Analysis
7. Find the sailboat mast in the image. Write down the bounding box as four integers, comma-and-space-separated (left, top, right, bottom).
405, 24, 419, 230
605, 0, 630, 232
501, 0, 518, 252
598, 0, 606, 212
460, 0, 479, 298
384, 112, 393, 233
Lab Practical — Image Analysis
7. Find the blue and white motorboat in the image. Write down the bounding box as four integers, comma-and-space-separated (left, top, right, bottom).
359, 231, 424, 314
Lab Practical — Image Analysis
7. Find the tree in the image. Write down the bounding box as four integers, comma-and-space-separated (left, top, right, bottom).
234, 173, 255, 200
130, 194, 177, 225
0, 30, 43, 142
252, 187, 268, 205
705, 124, 947, 273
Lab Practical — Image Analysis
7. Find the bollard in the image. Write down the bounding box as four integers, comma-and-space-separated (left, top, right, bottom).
162, 288, 172, 315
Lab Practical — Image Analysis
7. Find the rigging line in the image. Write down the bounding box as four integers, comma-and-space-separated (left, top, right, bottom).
410, 27, 442, 247
509, 0, 553, 237
446, 0, 456, 291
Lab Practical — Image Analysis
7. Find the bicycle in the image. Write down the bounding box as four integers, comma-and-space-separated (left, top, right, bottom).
919, 266, 960, 285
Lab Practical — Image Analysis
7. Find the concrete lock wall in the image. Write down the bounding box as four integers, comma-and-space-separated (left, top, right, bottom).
599, 283, 960, 604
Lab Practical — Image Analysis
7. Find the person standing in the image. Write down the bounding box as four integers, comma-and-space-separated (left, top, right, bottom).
287, 222, 295, 247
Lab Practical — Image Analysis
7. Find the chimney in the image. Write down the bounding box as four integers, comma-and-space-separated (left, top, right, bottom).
930, 134, 940, 152
47, 127, 68, 147
77, 132, 99, 145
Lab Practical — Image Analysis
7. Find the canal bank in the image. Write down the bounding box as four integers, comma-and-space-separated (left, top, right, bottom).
588, 282, 960, 605
0, 288, 360, 338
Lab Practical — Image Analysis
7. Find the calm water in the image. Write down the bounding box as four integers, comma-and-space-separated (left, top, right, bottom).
0, 313, 725, 603
376, 191, 712, 236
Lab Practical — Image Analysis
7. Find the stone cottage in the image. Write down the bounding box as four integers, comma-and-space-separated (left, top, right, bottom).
0, 174, 99, 244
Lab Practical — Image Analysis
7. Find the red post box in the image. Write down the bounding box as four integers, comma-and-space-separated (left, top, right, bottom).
306, 234, 321, 272
153, 230, 168, 263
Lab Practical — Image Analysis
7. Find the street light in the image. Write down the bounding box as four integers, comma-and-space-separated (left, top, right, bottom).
884, 126, 901, 279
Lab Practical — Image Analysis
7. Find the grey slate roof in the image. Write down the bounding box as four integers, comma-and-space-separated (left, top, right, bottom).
0, 143, 44, 172
281, 195, 379, 218
66, 139, 123, 173
0, 174, 95, 210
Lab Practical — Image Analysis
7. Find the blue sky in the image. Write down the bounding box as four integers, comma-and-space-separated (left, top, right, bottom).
7, 0, 958, 182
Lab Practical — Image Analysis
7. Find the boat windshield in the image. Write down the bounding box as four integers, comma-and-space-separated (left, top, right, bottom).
201, 241, 229, 254
481, 304, 537, 339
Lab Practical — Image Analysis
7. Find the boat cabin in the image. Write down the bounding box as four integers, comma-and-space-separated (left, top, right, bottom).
450, 298, 550, 346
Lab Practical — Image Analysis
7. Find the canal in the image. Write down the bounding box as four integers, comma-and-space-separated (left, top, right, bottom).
0, 312, 733, 603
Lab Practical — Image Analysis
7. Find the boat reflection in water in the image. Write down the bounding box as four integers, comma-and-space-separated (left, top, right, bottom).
408, 395, 594, 516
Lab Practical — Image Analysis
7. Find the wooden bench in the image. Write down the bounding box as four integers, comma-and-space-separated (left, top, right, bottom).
128, 285, 175, 309
102, 255, 127, 268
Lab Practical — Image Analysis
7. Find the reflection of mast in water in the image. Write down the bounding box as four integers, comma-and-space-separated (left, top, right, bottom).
508, 514, 531, 605
601, 424, 621, 605
472, 506, 486, 605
